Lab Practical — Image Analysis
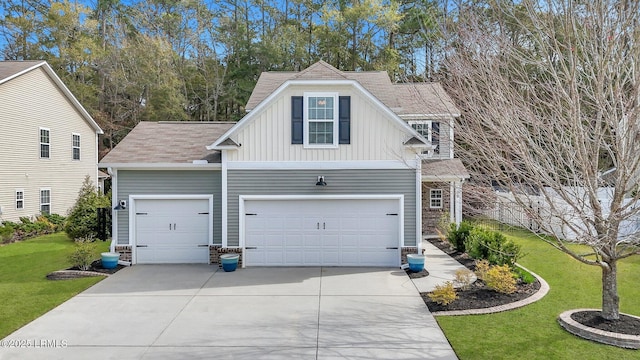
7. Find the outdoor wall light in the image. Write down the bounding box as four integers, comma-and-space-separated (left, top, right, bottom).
114, 199, 127, 210
316, 176, 327, 186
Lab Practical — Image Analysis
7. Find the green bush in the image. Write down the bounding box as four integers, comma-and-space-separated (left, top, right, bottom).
513, 266, 536, 284
65, 176, 111, 240
447, 221, 474, 252
68, 237, 97, 271
465, 227, 522, 266
0, 223, 14, 243
42, 213, 66, 230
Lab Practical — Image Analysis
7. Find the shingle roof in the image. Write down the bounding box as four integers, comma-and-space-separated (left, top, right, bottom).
245, 61, 458, 117
100, 122, 235, 164
422, 159, 470, 181
393, 83, 460, 116
0, 61, 44, 83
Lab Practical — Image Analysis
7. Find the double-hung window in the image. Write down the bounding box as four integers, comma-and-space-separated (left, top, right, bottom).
16, 190, 24, 210
304, 92, 338, 147
40, 189, 51, 215
72, 133, 81, 160
409, 120, 440, 156
430, 189, 443, 209
40, 128, 50, 158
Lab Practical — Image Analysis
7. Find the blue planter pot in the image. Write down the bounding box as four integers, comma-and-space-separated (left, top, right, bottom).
220, 254, 240, 272
406, 254, 425, 272
101, 252, 120, 269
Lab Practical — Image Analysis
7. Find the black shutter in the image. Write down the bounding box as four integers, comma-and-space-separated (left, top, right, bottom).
431, 121, 440, 154
291, 96, 303, 144
338, 96, 351, 144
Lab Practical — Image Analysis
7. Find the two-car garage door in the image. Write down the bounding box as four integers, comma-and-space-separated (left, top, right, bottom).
243, 198, 401, 267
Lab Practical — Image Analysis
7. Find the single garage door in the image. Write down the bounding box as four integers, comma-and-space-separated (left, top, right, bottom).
244, 198, 400, 267
134, 198, 210, 264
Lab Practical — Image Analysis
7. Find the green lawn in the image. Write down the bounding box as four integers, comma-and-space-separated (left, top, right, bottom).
437, 228, 640, 359
0, 233, 109, 338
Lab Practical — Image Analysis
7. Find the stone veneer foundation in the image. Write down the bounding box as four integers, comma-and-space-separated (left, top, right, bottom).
114, 246, 132, 262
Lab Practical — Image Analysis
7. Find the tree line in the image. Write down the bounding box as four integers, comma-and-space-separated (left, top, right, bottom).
1, 0, 452, 155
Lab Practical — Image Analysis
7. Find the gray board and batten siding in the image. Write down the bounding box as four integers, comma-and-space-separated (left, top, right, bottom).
226, 168, 418, 247
115, 170, 222, 245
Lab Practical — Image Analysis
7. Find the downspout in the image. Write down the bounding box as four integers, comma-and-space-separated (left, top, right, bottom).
221, 151, 228, 249
107, 167, 117, 253
416, 157, 423, 255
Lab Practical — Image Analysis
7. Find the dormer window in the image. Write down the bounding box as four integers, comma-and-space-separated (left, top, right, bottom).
409, 120, 440, 156
304, 92, 339, 147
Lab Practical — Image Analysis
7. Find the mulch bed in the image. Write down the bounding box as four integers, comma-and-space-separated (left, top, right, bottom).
47, 259, 126, 280
425, 237, 640, 341
571, 311, 640, 336
421, 238, 540, 312
405, 268, 429, 279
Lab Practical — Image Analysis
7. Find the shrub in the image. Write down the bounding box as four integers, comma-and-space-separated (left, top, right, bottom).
447, 221, 474, 252
68, 237, 97, 271
65, 176, 111, 240
42, 213, 65, 231
454, 268, 474, 290
465, 227, 522, 266
436, 212, 451, 242
428, 281, 458, 305
0, 223, 14, 243
514, 266, 536, 284
484, 264, 517, 294
474, 259, 490, 281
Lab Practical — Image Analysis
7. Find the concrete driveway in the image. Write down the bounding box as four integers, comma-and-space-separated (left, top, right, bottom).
2, 265, 457, 360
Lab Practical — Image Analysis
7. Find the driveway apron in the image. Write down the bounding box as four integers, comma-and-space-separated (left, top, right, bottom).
2, 265, 457, 360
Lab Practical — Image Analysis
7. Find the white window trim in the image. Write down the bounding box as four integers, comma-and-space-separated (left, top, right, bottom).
303, 92, 339, 148
408, 120, 432, 142
15, 189, 24, 210
430, 189, 443, 209
72, 133, 81, 160
409, 120, 442, 158
40, 127, 50, 159
40, 188, 51, 214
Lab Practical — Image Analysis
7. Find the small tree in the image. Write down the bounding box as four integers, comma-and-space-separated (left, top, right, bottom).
65, 176, 111, 240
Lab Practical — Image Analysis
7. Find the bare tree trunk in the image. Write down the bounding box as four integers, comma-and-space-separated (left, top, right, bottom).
601, 261, 620, 320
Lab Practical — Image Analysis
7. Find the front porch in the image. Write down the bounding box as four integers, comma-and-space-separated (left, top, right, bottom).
421, 159, 469, 237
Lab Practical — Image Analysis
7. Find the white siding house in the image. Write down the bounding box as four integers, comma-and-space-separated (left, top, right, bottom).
0, 61, 103, 222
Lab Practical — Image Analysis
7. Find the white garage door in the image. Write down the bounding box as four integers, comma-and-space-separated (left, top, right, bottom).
134, 199, 210, 264
244, 199, 400, 267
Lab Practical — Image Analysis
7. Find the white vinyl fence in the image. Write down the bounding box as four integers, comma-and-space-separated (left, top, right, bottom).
481, 188, 640, 241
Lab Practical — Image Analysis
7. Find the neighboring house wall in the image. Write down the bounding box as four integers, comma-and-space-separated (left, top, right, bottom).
422, 182, 451, 234
226, 168, 418, 247
0, 67, 98, 221
227, 84, 418, 162
114, 170, 222, 245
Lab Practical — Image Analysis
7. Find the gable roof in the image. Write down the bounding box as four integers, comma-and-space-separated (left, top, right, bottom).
245, 61, 458, 117
245, 60, 400, 111
207, 61, 430, 150
100, 121, 235, 165
0, 60, 103, 134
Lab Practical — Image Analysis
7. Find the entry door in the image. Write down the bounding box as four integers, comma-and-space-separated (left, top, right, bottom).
244, 199, 400, 267
135, 199, 210, 263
